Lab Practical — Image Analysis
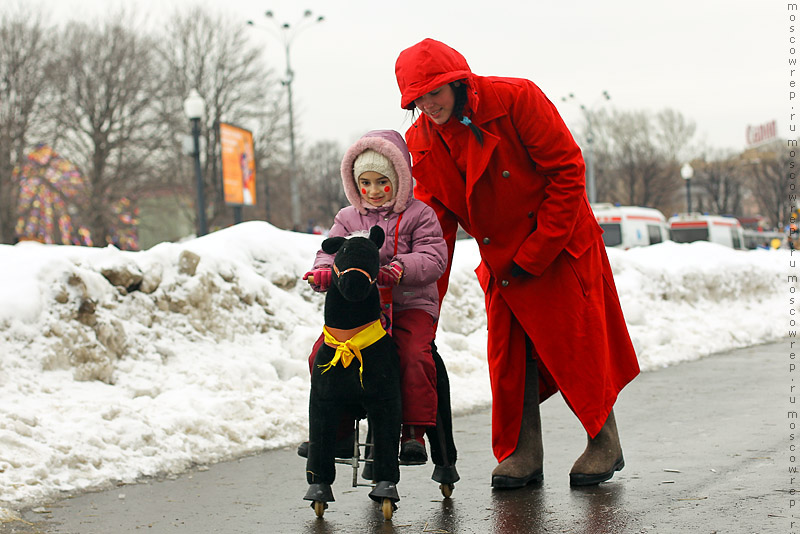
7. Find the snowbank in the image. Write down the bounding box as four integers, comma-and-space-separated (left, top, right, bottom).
0, 221, 788, 509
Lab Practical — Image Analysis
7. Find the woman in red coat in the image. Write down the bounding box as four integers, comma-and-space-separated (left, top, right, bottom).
394, 38, 640, 488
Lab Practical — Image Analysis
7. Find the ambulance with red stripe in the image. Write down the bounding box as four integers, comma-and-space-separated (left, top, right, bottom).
591, 203, 670, 249
668, 213, 746, 249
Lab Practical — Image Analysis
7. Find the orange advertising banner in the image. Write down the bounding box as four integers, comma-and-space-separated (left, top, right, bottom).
219, 122, 256, 206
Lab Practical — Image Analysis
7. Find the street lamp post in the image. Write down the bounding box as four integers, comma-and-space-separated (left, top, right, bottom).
248, 9, 324, 230
561, 91, 610, 204
681, 162, 694, 214
183, 89, 208, 237
584, 113, 597, 205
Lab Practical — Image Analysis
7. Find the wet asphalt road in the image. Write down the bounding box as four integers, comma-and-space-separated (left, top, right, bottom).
1, 341, 786, 534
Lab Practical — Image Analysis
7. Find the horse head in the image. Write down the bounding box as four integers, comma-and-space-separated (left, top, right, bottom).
321, 225, 385, 303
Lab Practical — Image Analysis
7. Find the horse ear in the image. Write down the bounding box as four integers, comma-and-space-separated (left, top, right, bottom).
369, 225, 385, 248
322, 236, 346, 254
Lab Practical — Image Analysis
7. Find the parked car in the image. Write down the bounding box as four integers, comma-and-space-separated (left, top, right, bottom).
668, 213, 745, 249
591, 203, 670, 249
742, 228, 787, 249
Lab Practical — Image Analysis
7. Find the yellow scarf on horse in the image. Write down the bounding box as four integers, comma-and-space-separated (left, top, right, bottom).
319, 320, 387, 387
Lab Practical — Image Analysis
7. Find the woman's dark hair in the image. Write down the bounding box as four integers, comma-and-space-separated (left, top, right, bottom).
408, 80, 483, 145
451, 81, 483, 145
451, 82, 468, 120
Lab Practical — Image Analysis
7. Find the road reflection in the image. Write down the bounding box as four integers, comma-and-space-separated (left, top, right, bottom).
423, 497, 462, 533
487, 482, 632, 534
301, 478, 634, 533
490, 484, 549, 533
569, 483, 632, 534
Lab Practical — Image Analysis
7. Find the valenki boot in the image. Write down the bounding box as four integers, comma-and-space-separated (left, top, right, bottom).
569, 409, 625, 486
491, 356, 544, 489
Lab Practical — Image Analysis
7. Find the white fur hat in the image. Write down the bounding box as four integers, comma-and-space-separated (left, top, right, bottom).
352, 149, 398, 192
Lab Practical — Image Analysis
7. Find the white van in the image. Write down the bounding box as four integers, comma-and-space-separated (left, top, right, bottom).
591, 204, 670, 249
668, 213, 746, 249
742, 228, 786, 249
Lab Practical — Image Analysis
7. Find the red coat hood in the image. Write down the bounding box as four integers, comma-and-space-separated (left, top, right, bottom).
395, 38, 476, 110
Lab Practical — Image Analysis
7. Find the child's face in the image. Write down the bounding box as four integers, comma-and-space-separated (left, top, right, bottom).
358, 171, 394, 207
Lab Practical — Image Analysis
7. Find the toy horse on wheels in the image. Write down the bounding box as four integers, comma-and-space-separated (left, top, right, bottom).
304, 225, 402, 519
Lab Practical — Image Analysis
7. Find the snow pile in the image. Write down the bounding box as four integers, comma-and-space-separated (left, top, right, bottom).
0, 221, 788, 509
609, 242, 786, 367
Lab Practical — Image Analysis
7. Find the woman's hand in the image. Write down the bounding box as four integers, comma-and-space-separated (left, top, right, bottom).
511, 262, 530, 277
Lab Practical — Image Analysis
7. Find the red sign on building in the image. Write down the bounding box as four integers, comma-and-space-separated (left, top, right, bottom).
745, 120, 777, 146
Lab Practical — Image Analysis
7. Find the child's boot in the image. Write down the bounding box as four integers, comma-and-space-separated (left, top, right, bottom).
399, 425, 428, 465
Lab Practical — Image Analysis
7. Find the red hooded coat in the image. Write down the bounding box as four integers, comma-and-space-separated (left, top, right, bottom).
395, 39, 640, 462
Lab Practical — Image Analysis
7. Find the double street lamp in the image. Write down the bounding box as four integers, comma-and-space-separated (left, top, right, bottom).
183, 89, 208, 237
561, 91, 611, 204
248, 9, 324, 230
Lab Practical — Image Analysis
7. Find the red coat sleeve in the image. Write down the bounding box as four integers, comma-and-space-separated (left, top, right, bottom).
505, 80, 587, 276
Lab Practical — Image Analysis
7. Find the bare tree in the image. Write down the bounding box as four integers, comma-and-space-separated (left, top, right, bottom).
604, 110, 674, 208
750, 148, 791, 229
588, 108, 696, 215
49, 17, 170, 246
252, 89, 290, 227
692, 150, 746, 216
654, 108, 696, 162
572, 108, 615, 203
158, 6, 282, 232
299, 140, 345, 231
0, 9, 53, 244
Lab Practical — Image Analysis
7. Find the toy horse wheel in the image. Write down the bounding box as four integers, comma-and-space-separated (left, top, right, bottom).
381, 498, 393, 520
314, 501, 326, 518
440, 483, 454, 498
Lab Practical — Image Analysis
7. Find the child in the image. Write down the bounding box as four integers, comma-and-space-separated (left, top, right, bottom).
302, 129, 448, 464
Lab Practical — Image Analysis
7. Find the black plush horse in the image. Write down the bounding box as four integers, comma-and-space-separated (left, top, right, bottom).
304, 225, 402, 517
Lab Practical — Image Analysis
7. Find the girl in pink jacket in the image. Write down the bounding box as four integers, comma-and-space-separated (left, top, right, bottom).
303, 129, 448, 464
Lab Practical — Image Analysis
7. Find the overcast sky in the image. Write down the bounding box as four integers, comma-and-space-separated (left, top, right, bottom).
37, 0, 785, 154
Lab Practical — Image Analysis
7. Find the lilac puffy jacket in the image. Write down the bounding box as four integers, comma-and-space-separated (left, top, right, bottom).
313, 130, 447, 320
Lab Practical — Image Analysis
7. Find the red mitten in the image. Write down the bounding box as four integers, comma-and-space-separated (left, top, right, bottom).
377, 262, 403, 286
303, 268, 332, 292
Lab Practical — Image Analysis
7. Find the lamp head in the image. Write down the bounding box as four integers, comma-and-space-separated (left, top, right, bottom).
183, 89, 205, 120
680, 163, 694, 180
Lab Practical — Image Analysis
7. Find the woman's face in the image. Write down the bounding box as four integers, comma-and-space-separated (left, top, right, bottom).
413, 84, 456, 125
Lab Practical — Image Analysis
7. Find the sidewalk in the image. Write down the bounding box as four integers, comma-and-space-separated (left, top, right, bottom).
2, 341, 786, 534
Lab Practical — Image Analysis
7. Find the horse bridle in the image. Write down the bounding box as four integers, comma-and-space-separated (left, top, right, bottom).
333, 263, 376, 285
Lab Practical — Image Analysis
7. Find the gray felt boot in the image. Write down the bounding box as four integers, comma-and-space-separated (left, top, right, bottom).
491, 356, 544, 489
569, 409, 625, 486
